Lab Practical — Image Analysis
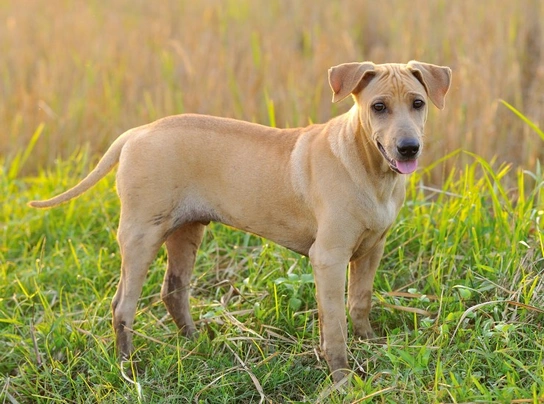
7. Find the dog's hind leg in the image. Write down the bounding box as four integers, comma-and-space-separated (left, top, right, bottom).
112, 219, 166, 359
161, 222, 205, 337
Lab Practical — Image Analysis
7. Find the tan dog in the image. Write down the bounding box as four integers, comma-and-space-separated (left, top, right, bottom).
29, 61, 451, 382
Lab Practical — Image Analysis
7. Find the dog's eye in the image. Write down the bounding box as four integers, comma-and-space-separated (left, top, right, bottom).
372, 102, 386, 112
413, 99, 425, 109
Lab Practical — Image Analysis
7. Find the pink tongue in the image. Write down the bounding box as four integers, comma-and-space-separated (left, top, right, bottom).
396, 160, 418, 174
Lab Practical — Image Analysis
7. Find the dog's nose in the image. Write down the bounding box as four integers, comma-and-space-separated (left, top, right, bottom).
397, 139, 420, 158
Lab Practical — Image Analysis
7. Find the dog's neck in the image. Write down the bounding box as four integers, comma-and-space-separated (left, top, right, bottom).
329, 105, 399, 179
326, 106, 405, 212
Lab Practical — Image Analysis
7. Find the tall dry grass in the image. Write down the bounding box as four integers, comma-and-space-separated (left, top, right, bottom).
1, 0, 543, 181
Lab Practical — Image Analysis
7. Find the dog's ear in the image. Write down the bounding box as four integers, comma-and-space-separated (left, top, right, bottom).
407, 61, 452, 110
328, 62, 376, 103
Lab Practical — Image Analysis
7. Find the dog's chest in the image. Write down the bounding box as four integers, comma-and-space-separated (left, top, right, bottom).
357, 177, 404, 225
351, 189, 404, 258
371, 197, 400, 229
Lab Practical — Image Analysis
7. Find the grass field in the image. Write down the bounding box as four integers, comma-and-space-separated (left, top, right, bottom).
1, 1, 544, 403
2, 146, 543, 403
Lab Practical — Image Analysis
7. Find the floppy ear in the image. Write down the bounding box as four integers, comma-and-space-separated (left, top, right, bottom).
407, 61, 452, 109
328, 62, 376, 103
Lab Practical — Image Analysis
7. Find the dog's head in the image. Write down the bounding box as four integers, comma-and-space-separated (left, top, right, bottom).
328, 61, 451, 174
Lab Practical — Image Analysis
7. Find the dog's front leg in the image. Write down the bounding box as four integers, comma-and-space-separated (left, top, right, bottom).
309, 241, 351, 383
348, 239, 385, 339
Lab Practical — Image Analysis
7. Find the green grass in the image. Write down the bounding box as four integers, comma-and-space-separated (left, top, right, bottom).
2, 151, 544, 402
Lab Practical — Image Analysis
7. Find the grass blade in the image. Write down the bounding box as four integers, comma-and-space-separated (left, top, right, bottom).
7, 123, 44, 180
499, 99, 544, 142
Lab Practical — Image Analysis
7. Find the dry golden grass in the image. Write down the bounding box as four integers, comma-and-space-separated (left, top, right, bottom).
2, 0, 543, 179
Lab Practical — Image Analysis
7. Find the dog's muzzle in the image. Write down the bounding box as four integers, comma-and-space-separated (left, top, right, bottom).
377, 138, 420, 174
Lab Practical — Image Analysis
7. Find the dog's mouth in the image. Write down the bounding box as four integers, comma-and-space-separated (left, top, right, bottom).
377, 142, 418, 174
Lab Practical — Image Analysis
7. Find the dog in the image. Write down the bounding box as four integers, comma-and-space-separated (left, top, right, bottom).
29, 61, 451, 382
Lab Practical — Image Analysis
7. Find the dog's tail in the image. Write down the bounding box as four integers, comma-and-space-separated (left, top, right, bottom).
28, 130, 134, 209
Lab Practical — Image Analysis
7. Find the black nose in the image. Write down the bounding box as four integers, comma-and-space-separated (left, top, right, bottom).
397, 139, 420, 157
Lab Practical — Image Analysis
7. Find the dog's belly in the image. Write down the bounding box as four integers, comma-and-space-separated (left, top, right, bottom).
168, 191, 316, 256
218, 212, 316, 257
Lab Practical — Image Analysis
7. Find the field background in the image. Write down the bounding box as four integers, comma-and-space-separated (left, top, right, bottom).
1, 0, 544, 178
1, 1, 544, 403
